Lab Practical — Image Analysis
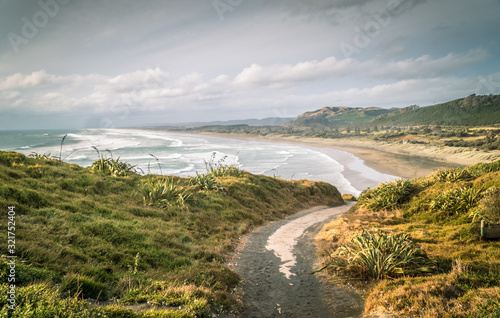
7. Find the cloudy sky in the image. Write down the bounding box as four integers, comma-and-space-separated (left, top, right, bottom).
1, 0, 499, 130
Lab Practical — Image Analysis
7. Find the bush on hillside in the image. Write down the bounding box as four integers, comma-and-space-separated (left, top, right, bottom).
470, 187, 500, 224
429, 186, 482, 218
358, 179, 413, 211
326, 229, 434, 280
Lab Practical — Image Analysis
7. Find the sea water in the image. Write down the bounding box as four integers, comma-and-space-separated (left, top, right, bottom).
0, 128, 396, 195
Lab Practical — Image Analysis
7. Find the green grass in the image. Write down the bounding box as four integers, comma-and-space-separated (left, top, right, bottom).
0, 150, 343, 317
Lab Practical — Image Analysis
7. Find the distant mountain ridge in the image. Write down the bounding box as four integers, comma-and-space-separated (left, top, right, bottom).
291, 94, 500, 128
372, 94, 500, 126
290, 106, 396, 127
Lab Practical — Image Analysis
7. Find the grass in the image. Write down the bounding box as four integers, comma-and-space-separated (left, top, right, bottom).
316, 161, 500, 317
0, 150, 343, 317
357, 178, 414, 211
471, 187, 500, 224
203, 152, 242, 178
321, 229, 434, 280
90, 147, 137, 177
137, 176, 191, 207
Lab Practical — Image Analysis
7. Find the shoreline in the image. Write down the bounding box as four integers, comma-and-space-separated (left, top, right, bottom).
186, 132, 500, 179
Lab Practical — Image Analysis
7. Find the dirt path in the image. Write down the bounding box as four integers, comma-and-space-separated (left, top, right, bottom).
222, 203, 363, 318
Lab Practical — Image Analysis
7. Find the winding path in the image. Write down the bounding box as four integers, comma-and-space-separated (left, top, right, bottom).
223, 203, 363, 318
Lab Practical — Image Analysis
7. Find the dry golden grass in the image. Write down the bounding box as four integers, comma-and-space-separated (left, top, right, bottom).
316, 197, 500, 317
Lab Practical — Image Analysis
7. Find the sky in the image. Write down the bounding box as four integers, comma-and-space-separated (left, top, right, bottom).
0, 0, 499, 130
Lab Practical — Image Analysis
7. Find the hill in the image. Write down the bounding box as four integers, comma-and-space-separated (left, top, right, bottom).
290, 106, 396, 127
373, 94, 500, 126
317, 161, 500, 317
289, 94, 500, 129
0, 151, 342, 317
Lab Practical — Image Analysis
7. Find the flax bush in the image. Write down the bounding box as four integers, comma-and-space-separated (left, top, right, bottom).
432, 167, 473, 183
327, 230, 433, 280
204, 152, 242, 177
358, 179, 414, 211
190, 172, 221, 191
429, 186, 482, 217
90, 148, 136, 177
470, 187, 500, 224
138, 177, 191, 207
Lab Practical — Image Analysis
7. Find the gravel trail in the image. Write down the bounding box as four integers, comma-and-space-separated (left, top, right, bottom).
223, 203, 363, 318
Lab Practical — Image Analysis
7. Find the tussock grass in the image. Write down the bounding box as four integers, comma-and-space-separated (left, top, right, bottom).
0, 150, 342, 317
138, 176, 191, 207
324, 229, 434, 280
470, 187, 500, 224
429, 186, 482, 218
204, 152, 242, 177
90, 147, 136, 177
358, 178, 414, 211
316, 161, 500, 317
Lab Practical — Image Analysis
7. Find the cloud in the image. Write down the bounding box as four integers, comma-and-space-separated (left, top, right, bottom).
0, 90, 20, 100
372, 49, 490, 80
0, 67, 231, 115
0, 70, 108, 91
232, 48, 488, 88
0, 48, 494, 122
106, 67, 169, 93
0, 70, 56, 90
233, 56, 364, 88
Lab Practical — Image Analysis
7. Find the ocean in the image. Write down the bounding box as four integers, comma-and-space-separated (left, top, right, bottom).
0, 128, 396, 195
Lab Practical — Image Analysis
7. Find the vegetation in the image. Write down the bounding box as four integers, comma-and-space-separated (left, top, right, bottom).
0, 150, 343, 317
203, 152, 242, 178
290, 106, 396, 128
373, 94, 500, 126
471, 187, 500, 224
357, 179, 414, 211
90, 147, 137, 177
138, 176, 191, 207
323, 229, 434, 280
316, 161, 500, 317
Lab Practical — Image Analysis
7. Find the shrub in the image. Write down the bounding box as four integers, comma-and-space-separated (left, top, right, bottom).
467, 160, 500, 177
326, 229, 433, 279
138, 177, 190, 207
358, 179, 413, 211
470, 187, 500, 224
429, 186, 482, 217
90, 148, 136, 177
204, 152, 242, 177
190, 172, 221, 191
432, 167, 473, 183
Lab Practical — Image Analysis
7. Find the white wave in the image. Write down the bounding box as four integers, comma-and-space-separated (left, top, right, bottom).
165, 164, 196, 175
65, 155, 89, 161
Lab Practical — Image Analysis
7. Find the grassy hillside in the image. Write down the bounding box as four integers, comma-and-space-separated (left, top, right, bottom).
0, 150, 343, 317
373, 94, 500, 126
317, 161, 500, 317
291, 94, 500, 128
290, 106, 396, 127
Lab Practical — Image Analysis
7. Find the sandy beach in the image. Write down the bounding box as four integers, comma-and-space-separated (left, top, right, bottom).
193, 132, 500, 179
